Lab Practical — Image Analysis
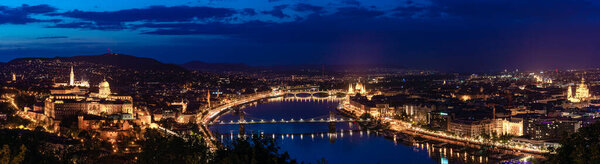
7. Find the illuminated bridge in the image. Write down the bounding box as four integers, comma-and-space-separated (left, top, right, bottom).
281, 89, 345, 96
207, 117, 371, 125
206, 111, 370, 125
207, 111, 371, 134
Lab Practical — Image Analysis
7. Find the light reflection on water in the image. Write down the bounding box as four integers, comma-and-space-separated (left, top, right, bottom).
208, 97, 502, 164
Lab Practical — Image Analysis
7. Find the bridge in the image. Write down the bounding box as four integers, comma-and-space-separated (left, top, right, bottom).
208, 111, 371, 134
207, 110, 368, 125
207, 117, 371, 125
268, 96, 345, 103
281, 89, 346, 97
197, 89, 348, 150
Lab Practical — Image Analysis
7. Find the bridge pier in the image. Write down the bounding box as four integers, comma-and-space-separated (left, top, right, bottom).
239, 112, 245, 135
328, 111, 336, 133
329, 122, 336, 133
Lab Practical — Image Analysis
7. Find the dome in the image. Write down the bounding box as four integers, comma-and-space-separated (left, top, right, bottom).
98, 79, 111, 98
99, 80, 110, 88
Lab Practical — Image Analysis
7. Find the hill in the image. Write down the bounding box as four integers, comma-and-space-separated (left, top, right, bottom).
9, 53, 185, 71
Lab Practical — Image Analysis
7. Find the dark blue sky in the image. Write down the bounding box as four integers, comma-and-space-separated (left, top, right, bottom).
1, 0, 600, 71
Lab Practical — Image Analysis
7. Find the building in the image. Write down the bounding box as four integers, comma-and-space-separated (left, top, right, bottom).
522, 117, 581, 140
348, 80, 367, 95
402, 103, 436, 124
492, 118, 523, 136
427, 110, 452, 131
567, 77, 591, 103
44, 69, 133, 120
448, 119, 493, 138
54, 66, 90, 87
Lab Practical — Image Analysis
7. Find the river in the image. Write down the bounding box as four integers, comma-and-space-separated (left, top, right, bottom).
208, 97, 509, 164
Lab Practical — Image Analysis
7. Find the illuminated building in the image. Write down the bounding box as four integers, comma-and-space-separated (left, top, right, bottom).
533, 75, 552, 84
448, 119, 493, 138
492, 118, 523, 136
99, 78, 111, 98
567, 77, 591, 103
45, 79, 133, 120
11, 73, 16, 81
347, 80, 367, 95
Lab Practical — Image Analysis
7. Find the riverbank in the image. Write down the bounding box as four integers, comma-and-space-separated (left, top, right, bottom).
337, 104, 548, 161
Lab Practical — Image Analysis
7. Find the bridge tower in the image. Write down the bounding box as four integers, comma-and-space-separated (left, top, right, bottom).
239, 112, 245, 135
328, 111, 336, 133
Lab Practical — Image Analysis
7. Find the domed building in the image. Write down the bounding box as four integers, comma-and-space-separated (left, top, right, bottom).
45, 75, 133, 120
567, 77, 591, 103
99, 79, 111, 98
348, 80, 367, 95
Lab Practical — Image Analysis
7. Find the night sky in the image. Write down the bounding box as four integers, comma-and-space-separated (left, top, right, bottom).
1, 0, 600, 71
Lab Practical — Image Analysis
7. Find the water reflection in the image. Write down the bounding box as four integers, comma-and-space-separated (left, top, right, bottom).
208, 97, 510, 164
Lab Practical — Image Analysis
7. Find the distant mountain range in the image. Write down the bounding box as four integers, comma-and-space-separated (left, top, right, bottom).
8, 53, 186, 71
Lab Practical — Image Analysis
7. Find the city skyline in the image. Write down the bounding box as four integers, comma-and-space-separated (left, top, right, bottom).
2, 0, 600, 71
3, 1, 600, 163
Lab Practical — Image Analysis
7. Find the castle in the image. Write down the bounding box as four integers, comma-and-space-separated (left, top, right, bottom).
44, 66, 133, 119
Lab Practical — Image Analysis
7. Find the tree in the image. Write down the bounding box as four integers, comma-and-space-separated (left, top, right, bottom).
138, 129, 211, 164
212, 136, 297, 164
138, 130, 298, 164
10, 145, 26, 164
0, 145, 9, 164
0, 144, 27, 164
546, 121, 600, 164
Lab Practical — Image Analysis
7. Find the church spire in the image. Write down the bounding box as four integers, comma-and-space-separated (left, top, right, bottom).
69, 66, 75, 86
207, 90, 211, 109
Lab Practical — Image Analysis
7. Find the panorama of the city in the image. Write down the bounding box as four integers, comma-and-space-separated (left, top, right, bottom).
1, 0, 600, 164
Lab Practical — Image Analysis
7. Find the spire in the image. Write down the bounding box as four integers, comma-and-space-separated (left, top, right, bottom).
207, 90, 211, 109
69, 66, 75, 86
567, 86, 573, 99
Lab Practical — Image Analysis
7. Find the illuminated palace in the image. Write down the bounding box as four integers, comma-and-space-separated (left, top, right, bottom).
44, 67, 133, 120
567, 77, 591, 103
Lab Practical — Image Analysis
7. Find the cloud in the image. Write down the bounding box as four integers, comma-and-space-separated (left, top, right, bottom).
0, 4, 58, 24
137, 21, 272, 35
36, 36, 68, 39
241, 8, 257, 16
392, 5, 445, 19
332, 7, 384, 19
52, 5, 237, 24
47, 22, 125, 30
431, 0, 600, 23
261, 5, 289, 18
293, 3, 324, 13
341, 0, 360, 6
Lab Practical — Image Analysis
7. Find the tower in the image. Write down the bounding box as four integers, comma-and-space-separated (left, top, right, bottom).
567, 85, 573, 100
69, 66, 75, 86
207, 90, 211, 109
11, 73, 16, 81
